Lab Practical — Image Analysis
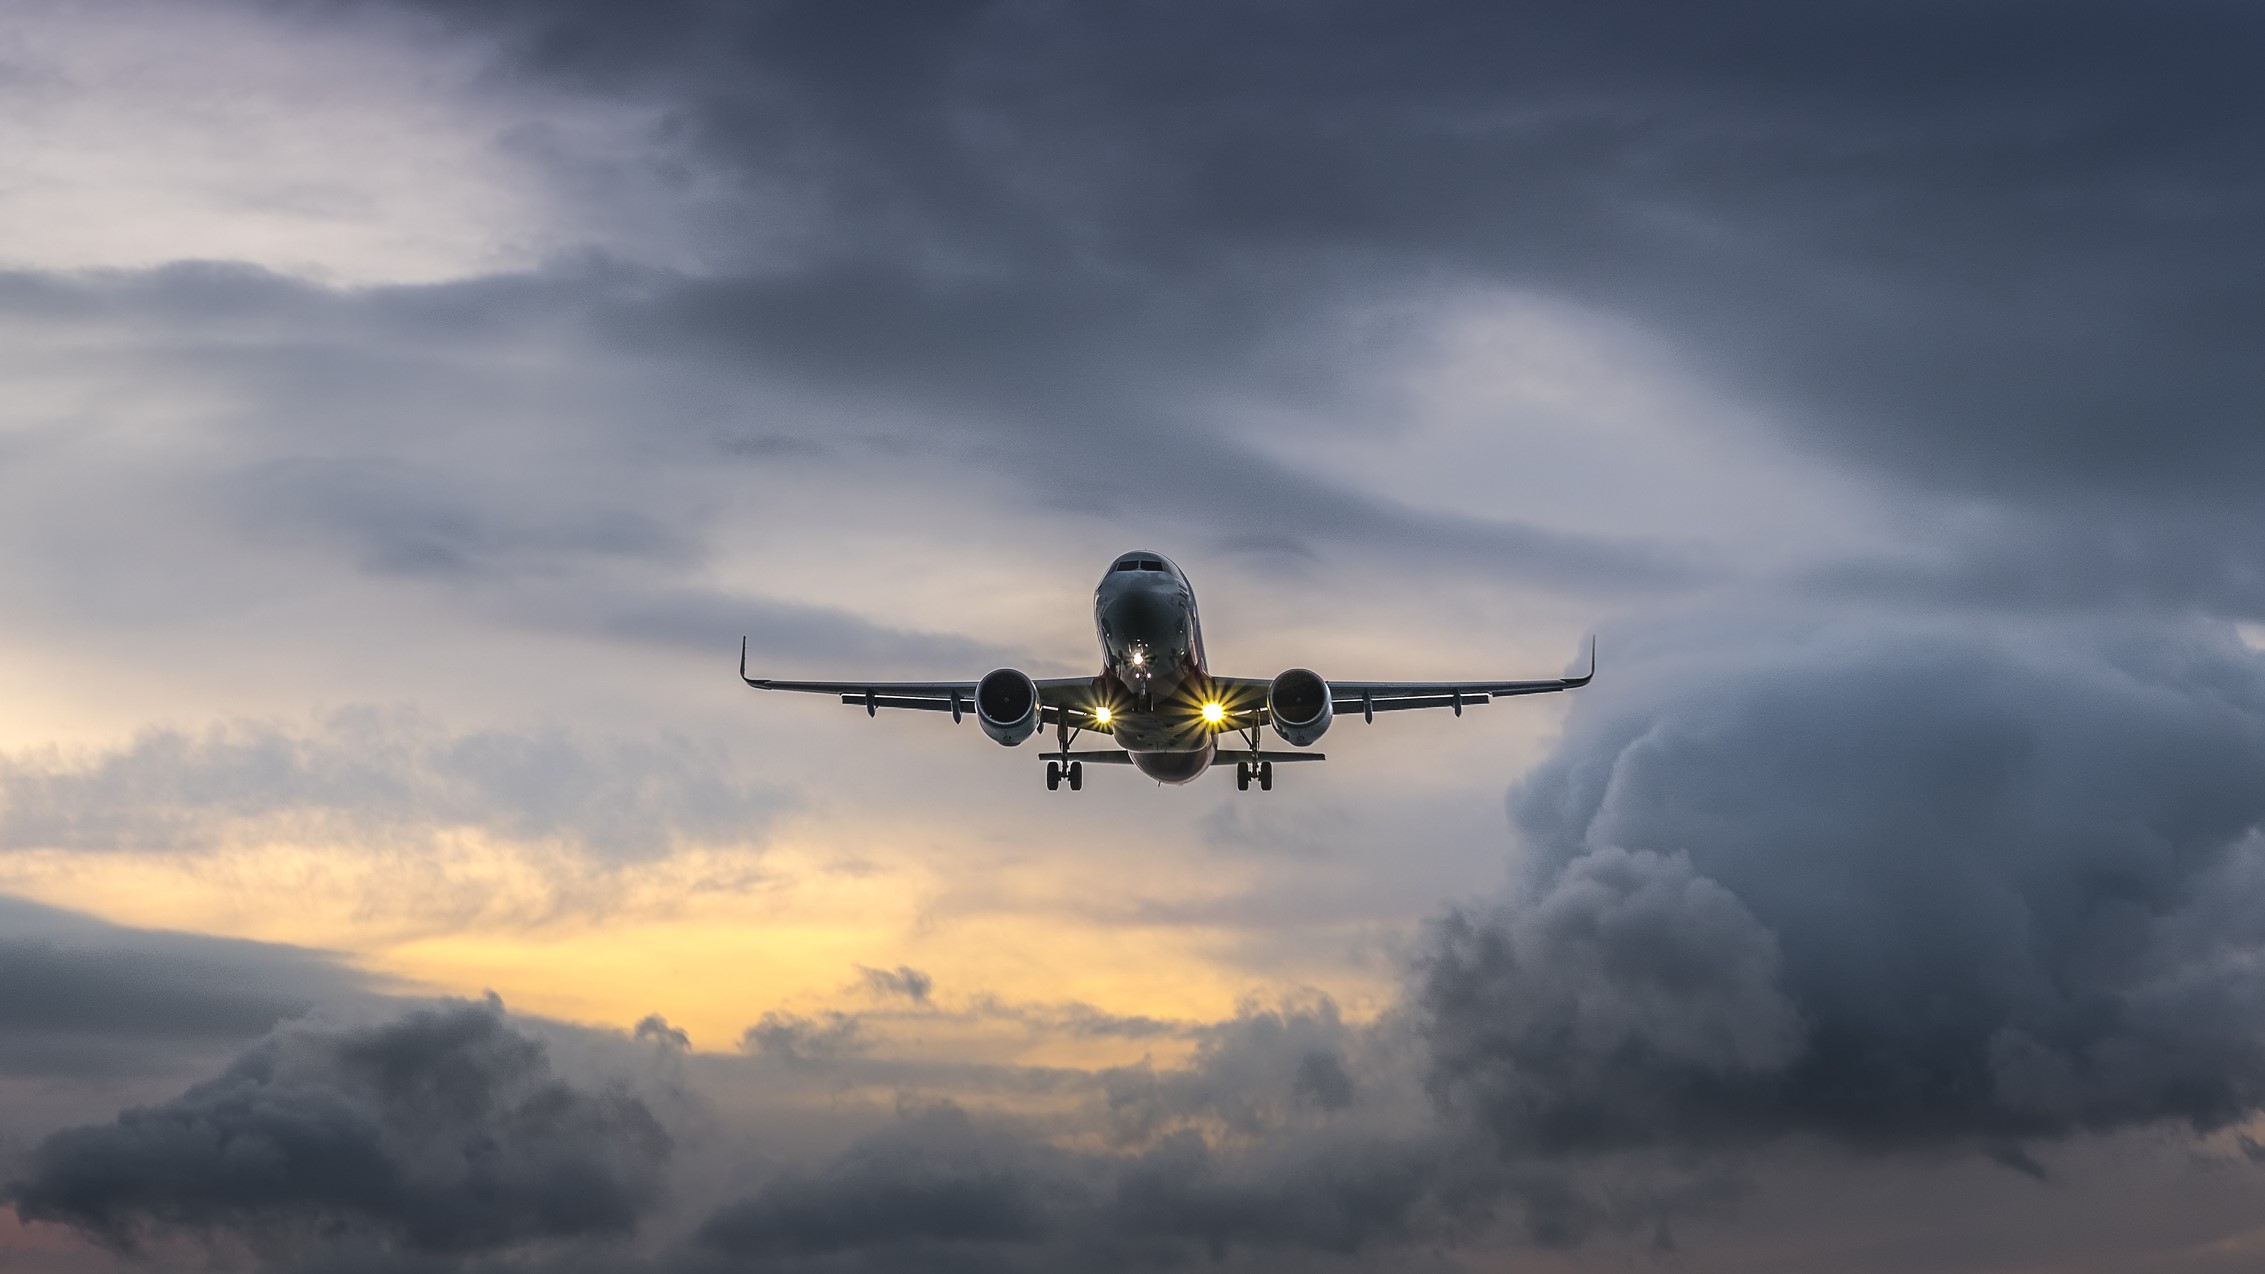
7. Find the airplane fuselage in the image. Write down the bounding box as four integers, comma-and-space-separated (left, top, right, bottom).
1091, 551, 1219, 782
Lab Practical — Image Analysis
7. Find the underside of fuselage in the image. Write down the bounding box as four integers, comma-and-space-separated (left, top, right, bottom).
1130, 745, 1213, 783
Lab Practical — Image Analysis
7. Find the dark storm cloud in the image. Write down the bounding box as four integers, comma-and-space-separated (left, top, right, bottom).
285, 0, 2265, 627
384, 0, 2265, 507
0, 895, 374, 1080
8, 1000, 671, 1257
1421, 618, 2265, 1157
0, 708, 782, 858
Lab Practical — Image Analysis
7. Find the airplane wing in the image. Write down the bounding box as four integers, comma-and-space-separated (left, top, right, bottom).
1329, 639, 1594, 718
1211, 639, 1594, 721
738, 640, 1099, 721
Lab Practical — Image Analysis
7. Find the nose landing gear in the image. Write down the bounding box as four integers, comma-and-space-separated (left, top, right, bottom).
1046, 760, 1084, 791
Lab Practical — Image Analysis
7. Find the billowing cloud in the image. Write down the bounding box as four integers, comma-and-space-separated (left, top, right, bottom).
8, 1000, 671, 1259
1424, 619, 2265, 1157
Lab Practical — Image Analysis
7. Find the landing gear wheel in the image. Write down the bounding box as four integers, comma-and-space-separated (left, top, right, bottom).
1258, 760, 1273, 791
1235, 760, 1251, 791
1068, 761, 1083, 791
1046, 760, 1062, 791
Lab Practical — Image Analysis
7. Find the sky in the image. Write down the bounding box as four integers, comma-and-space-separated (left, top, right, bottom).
4, 0, 2265, 1269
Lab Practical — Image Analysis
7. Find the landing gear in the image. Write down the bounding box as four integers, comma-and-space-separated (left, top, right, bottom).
1047, 760, 1061, 790
1069, 761, 1083, 791
1258, 760, 1272, 791
1235, 759, 1273, 792
1047, 760, 1083, 792
1236, 760, 1250, 791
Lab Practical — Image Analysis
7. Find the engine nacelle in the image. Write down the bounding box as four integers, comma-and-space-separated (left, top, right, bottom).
975, 668, 1040, 746
1268, 668, 1332, 747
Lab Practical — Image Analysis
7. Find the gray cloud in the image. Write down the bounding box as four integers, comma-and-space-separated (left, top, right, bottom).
854, 965, 932, 1004
0, 708, 783, 858
692, 997, 1729, 1269
1423, 618, 2265, 1157
389, 0, 2265, 500
698, 1000, 1478, 1271
8, 1000, 672, 1258
0, 895, 376, 1083
296, 0, 2265, 629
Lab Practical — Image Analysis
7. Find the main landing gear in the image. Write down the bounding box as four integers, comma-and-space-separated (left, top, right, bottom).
1235, 759, 1273, 791
1047, 759, 1083, 791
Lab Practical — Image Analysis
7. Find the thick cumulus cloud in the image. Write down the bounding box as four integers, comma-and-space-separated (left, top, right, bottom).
1424, 619, 2265, 1157
0, 708, 779, 858
8, 1001, 671, 1258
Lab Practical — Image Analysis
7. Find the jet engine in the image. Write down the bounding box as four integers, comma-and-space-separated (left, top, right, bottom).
1268, 668, 1332, 747
975, 668, 1040, 746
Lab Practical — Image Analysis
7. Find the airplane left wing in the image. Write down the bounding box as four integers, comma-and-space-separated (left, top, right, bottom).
1327, 639, 1594, 718
1210, 640, 1594, 721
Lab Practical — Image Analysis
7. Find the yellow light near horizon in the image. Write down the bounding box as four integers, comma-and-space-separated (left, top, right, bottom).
1200, 701, 1225, 725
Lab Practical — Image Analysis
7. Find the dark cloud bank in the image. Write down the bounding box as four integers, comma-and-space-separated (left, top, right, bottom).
0, 896, 376, 1086
354, 0, 2265, 612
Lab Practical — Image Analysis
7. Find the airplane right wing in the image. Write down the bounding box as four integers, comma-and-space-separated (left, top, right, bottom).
738, 640, 1100, 722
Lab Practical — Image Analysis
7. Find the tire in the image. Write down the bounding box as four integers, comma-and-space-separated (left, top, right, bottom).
1258, 761, 1273, 791
1236, 760, 1250, 791
1046, 760, 1061, 791
1068, 761, 1083, 791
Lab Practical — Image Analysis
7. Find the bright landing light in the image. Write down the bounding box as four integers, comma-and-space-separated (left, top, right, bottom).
1093, 706, 1112, 726
1200, 702, 1225, 725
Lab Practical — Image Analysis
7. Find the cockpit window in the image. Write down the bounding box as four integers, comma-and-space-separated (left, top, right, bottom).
1140, 558, 1165, 571
1113, 557, 1170, 573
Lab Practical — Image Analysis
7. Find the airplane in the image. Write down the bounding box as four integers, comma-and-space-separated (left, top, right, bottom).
739, 550, 1593, 791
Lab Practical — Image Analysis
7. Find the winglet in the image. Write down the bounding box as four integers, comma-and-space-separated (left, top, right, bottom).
740, 636, 762, 689
1567, 635, 1597, 687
